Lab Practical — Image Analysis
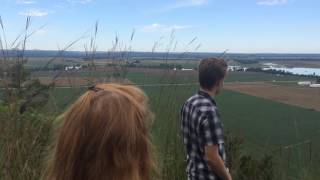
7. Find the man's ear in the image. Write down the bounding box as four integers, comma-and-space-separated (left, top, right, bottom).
217, 79, 224, 88
220, 79, 225, 86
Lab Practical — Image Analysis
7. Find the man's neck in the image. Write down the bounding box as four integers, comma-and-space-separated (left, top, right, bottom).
200, 88, 216, 97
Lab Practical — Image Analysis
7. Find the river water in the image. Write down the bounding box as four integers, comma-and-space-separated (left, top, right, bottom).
263, 67, 320, 76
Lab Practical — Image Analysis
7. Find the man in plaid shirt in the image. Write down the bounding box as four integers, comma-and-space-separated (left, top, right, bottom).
181, 58, 231, 180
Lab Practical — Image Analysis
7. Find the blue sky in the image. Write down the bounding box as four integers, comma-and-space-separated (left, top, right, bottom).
1, 0, 320, 53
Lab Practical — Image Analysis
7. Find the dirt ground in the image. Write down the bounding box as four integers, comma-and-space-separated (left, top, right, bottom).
224, 82, 320, 111
38, 77, 95, 86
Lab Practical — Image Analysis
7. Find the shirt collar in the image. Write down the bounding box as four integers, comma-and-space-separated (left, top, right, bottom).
197, 90, 217, 106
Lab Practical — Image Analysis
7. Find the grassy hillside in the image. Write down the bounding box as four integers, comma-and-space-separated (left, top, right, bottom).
46, 80, 320, 179
2, 68, 319, 179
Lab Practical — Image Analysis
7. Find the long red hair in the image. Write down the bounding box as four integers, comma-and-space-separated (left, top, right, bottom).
46, 83, 156, 180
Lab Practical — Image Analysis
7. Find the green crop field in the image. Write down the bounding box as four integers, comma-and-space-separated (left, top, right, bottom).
42, 70, 320, 179
2, 67, 318, 179
32, 70, 314, 87
147, 85, 320, 179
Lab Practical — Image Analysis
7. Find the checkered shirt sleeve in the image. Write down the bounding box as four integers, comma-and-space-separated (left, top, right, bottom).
200, 110, 224, 146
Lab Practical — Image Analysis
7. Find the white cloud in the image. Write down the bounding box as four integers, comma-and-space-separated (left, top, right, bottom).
257, 0, 288, 6
171, 0, 209, 9
19, 9, 49, 17
17, 0, 36, 4
67, 0, 93, 4
154, 0, 208, 13
140, 23, 192, 32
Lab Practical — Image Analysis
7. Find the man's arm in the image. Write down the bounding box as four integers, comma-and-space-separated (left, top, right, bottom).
205, 145, 232, 180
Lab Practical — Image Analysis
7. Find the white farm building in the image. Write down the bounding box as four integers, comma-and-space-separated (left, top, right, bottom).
297, 81, 320, 88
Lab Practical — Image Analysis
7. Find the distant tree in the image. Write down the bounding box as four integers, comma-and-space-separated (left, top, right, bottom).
176, 64, 183, 70
159, 63, 175, 69
82, 64, 88, 69
235, 60, 258, 65
133, 60, 140, 64
52, 64, 65, 71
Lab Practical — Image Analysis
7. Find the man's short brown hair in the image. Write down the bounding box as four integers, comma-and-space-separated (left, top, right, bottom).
198, 57, 228, 90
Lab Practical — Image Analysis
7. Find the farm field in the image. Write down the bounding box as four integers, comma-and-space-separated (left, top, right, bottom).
1, 61, 319, 179
42, 69, 320, 179
31, 69, 314, 87
224, 82, 320, 111
50, 85, 320, 152
134, 85, 320, 179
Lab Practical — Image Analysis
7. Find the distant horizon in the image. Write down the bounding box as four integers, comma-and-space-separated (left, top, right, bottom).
7, 49, 320, 55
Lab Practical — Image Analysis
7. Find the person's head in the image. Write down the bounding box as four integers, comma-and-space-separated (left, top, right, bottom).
46, 83, 156, 180
198, 57, 228, 95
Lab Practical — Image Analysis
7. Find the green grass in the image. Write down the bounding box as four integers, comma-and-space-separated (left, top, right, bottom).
49, 85, 320, 150
32, 71, 314, 91
217, 90, 320, 146
47, 81, 320, 179
217, 89, 320, 175
20, 69, 320, 179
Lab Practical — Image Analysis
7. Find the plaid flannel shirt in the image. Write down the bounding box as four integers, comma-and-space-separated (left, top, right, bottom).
181, 90, 227, 180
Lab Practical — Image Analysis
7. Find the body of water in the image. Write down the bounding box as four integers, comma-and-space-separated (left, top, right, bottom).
263, 67, 320, 76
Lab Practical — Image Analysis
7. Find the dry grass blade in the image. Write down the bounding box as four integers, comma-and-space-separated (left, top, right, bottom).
0, 15, 8, 57
45, 26, 93, 73
187, 37, 197, 46
152, 36, 164, 54
0, 35, 4, 56
43, 35, 87, 70
13, 24, 47, 52
130, 29, 135, 42
218, 49, 229, 58
194, 43, 202, 51
167, 29, 176, 51
90, 37, 94, 51
84, 44, 88, 56
26, 24, 47, 39
88, 21, 99, 83
115, 34, 119, 48
179, 36, 198, 57
25, 16, 31, 31
20, 16, 32, 58
11, 33, 23, 48
152, 41, 159, 53
0, 16, 4, 30
173, 41, 178, 51
95, 21, 98, 37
